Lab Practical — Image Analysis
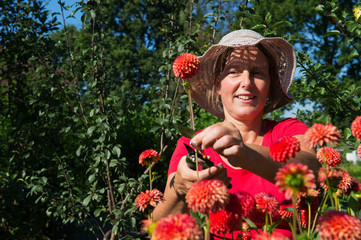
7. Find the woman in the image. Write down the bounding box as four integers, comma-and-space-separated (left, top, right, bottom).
153, 29, 319, 238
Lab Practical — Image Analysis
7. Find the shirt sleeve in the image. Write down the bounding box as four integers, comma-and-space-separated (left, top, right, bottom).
270, 118, 309, 143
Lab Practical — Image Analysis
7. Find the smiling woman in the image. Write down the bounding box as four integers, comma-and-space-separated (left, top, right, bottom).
152, 29, 320, 239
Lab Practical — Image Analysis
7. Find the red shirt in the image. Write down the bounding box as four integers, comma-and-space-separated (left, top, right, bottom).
168, 118, 309, 239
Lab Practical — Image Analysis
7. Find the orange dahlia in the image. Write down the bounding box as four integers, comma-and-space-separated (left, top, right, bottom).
351, 116, 361, 140
172, 53, 200, 80
304, 123, 341, 148
316, 147, 342, 167
269, 136, 300, 162
186, 179, 229, 214
254, 192, 279, 216
138, 149, 160, 167
254, 231, 290, 240
152, 213, 203, 240
275, 163, 316, 200
134, 188, 164, 212
316, 210, 361, 240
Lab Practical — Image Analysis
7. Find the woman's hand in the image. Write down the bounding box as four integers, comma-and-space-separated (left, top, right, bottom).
172, 156, 230, 197
190, 121, 247, 165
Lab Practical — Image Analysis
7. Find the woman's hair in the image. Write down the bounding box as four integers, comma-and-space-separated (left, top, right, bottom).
207, 43, 283, 114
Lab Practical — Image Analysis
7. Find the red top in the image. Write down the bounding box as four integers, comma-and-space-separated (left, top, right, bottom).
168, 118, 309, 239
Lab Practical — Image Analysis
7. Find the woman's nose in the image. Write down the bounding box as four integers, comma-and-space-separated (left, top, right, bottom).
240, 71, 252, 89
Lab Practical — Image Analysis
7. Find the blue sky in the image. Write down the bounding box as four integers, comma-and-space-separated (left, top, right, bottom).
44, 0, 82, 28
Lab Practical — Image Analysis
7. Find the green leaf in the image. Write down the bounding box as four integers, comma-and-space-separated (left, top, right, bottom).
323, 30, 340, 38
177, 125, 196, 139
83, 195, 91, 206
94, 209, 102, 217
87, 126, 96, 135
112, 146, 121, 157
251, 24, 266, 30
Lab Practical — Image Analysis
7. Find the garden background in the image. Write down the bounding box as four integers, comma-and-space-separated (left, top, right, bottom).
1, 0, 361, 239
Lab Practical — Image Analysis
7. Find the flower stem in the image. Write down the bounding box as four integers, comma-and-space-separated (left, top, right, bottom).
291, 194, 301, 239
149, 165, 152, 190
187, 88, 195, 131
204, 217, 210, 240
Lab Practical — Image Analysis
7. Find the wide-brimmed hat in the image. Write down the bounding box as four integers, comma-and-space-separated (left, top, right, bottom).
188, 29, 296, 119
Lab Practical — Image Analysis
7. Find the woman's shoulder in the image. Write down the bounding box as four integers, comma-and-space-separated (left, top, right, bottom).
263, 118, 308, 145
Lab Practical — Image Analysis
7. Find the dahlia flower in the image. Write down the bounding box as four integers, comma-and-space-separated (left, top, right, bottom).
316, 147, 342, 167
172, 53, 200, 80
351, 116, 361, 140
138, 149, 160, 167
318, 168, 352, 193
279, 199, 294, 219
209, 193, 242, 235
304, 123, 341, 148
152, 214, 204, 240
316, 210, 361, 240
254, 231, 290, 240
345, 178, 361, 196
134, 188, 164, 212
186, 179, 229, 214
275, 163, 316, 200
254, 192, 279, 216
358, 144, 361, 158
269, 136, 300, 162
233, 191, 256, 219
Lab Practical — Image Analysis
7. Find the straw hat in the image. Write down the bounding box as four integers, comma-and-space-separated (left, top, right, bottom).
189, 29, 296, 119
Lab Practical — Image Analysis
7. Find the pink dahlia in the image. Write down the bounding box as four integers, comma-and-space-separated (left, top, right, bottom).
304, 123, 341, 148
316, 147, 342, 167
139, 149, 160, 167
254, 231, 290, 240
134, 188, 164, 212
172, 53, 200, 80
358, 144, 361, 158
209, 193, 243, 235
316, 210, 361, 240
275, 163, 316, 200
351, 116, 361, 140
186, 179, 229, 214
254, 192, 279, 216
152, 213, 203, 240
269, 136, 300, 162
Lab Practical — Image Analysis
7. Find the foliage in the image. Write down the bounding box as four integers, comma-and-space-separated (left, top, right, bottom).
0, 0, 361, 239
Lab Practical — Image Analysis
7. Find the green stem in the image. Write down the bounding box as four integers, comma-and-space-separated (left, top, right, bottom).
149, 166, 152, 190
307, 202, 311, 236
311, 191, 329, 233
204, 217, 210, 240
291, 195, 301, 239
187, 88, 195, 131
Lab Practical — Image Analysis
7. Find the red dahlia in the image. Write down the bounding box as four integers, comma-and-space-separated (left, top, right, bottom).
358, 144, 361, 158
305, 123, 341, 148
254, 231, 290, 240
172, 53, 200, 80
351, 116, 361, 140
134, 188, 164, 212
139, 149, 160, 167
152, 214, 203, 240
254, 192, 279, 216
316, 147, 342, 167
316, 210, 361, 240
186, 179, 229, 214
269, 136, 300, 162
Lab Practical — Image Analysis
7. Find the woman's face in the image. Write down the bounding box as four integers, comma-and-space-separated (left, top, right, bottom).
217, 47, 271, 121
